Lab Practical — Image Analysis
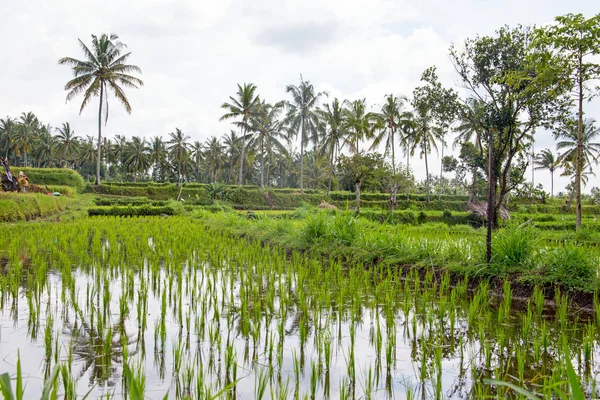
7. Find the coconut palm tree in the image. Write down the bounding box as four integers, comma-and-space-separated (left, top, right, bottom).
454, 97, 486, 153
222, 130, 241, 185
124, 136, 150, 181
190, 141, 204, 182
0, 117, 16, 159
317, 98, 346, 195
55, 122, 80, 168
399, 110, 417, 199
13, 112, 39, 166
285, 76, 325, 193
534, 149, 560, 197
34, 125, 57, 167
220, 83, 261, 187
167, 128, 190, 184
59, 33, 143, 185
343, 99, 373, 155
248, 100, 287, 188
149, 136, 168, 182
203, 136, 226, 183
411, 105, 441, 203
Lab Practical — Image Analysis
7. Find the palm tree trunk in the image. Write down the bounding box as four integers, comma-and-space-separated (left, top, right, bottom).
486, 127, 495, 265
238, 127, 246, 188
260, 137, 265, 189
551, 170, 554, 198
24, 152, 27, 167
391, 130, 397, 205
327, 140, 335, 196
96, 84, 104, 185
439, 142, 444, 201
406, 148, 410, 200
299, 120, 305, 193
356, 180, 361, 214
424, 142, 430, 203
576, 54, 583, 230
470, 169, 477, 202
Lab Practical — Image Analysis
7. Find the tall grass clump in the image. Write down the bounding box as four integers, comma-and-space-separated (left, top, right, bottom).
330, 212, 359, 246
302, 212, 330, 244
542, 246, 598, 290
490, 224, 537, 275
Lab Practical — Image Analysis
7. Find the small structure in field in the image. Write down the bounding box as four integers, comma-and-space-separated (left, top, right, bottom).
317, 200, 337, 210
467, 201, 510, 221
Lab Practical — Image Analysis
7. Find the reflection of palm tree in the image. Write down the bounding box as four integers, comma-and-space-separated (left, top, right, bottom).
534, 149, 560, 197
63, 313, 138, 386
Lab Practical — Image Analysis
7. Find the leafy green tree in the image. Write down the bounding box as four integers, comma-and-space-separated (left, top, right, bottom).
59, 33, 143, 185
534, 149, 561, 197
285, 76, 325, 193
316, 98, 346, 195
533, 13, 600, 229
220, 83, 261, 187
337, 152, 386, 214
450, 25, 567, 263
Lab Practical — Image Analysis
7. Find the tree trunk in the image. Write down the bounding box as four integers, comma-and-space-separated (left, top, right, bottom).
424, 142, 430, 203
469, 169, 477, 202
260, 138, 265, 189
390, 130, 397, 206
406, 148, 410, 200
238, 135, 245, 188
96, 84, 104, 185
356, 180, 361, 214
299, 120, 304, 193
575, 54, 583, 230
486, 128, 496, 265
439, 142, 444, 201
327, 140, 335, 196
551, 170, 554, 198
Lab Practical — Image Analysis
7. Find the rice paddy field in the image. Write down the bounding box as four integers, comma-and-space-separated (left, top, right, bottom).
1, 213, 600, 399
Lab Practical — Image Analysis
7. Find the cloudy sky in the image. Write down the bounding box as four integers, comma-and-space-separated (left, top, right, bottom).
1, 0, 598, 193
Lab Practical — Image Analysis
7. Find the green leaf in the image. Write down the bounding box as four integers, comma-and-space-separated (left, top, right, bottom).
15, 352, 23, 400
563, 340, 586, 400
40, 366, 60, 400
483, 378, 541, 400
0, 373, 15, 400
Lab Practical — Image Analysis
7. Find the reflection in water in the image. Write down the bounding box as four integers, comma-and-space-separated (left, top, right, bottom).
0, 217, 598, 399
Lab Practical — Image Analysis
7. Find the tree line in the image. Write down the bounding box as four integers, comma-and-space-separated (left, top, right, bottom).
2, 14, 600, 229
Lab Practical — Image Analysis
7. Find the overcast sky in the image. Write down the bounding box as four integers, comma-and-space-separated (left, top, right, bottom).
1, 0, 598, 193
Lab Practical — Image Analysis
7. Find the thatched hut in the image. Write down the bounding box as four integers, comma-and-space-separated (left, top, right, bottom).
467, 201, 510, 221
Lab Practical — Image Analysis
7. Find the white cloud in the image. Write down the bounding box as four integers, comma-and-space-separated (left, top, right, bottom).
1, 0, 598, 194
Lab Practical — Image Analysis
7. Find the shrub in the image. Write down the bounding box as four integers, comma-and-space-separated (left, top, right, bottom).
302, 212, 330, 244
543, 246, 597, 290
490, 224, 537, 274
330, 212, 359, 246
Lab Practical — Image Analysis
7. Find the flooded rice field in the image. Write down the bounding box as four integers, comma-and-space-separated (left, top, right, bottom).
0, 217, 598, 399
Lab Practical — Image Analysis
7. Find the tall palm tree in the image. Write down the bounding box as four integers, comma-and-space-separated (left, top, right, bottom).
13, 112, 39, 166
399, 110, 417, 199
124, 136, 150, 181
190, 141, 204, 182
220, 83, 261, 187
167, 128, 190, 184
534, 149, 560, 197
34, 125, 56, 167
454, 97, 486, 153
203, 137, 226, 183
77, 135, 97, 166
59, 33, 143, 185
0, 117, 16, 159
317, 98, 346, 195
411, 105, 441, 202
556, 118, 600, 170
285, 76, 325, 193
343, 99, 373, 155
222, 130, 241, 185
248, 100, 287, 188
149, 136, 168, 181
55, 122, 80, 168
